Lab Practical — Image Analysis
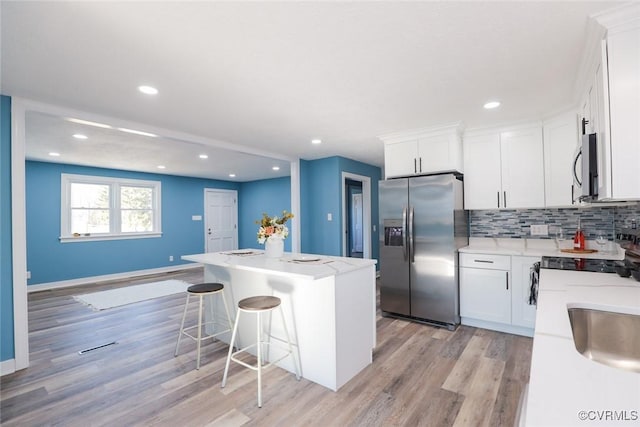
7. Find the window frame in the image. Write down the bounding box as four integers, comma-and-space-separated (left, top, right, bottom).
60, 173, 162, 243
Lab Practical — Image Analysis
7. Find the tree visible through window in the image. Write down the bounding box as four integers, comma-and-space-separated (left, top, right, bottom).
61, 174, 161, 241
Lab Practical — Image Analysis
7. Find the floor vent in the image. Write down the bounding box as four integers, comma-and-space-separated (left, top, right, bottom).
78, 341, 117, 355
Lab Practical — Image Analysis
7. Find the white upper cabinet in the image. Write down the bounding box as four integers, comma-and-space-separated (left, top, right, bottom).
606, 22, 640, 200
463, 125, 545, 210
462, 133, 502, 209
542, 112, 580, 207
381, 123, 463, 179
581, 5, 640, 201
500, 127, 545, 209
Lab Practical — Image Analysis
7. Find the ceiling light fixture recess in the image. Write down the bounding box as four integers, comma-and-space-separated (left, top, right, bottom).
311, 139, 322, 145
483, 101, 501, 109
272, 166, 280, 171
49, 152, 60, 157
73, 134, 88, 140
118, 127, 157, 137
66, 118, 112, 129
199, 154, 208, 159
138, 85, 158, 95
229, 173, 236, 178
157, 165, 166, 169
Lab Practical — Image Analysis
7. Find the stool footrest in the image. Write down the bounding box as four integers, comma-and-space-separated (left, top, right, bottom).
229, 341, 294, 372
180, 324, 231, 342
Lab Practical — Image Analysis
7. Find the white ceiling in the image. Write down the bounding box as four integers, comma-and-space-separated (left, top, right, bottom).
1, 1, 623, 179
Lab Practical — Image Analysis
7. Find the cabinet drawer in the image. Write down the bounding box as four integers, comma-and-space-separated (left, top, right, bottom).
460, 253, 511, 270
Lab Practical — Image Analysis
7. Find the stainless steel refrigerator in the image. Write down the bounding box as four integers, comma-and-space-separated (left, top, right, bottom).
379, 173, 468, 329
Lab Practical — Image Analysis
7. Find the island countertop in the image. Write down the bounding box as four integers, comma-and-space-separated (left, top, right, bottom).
182, 250, 377, 280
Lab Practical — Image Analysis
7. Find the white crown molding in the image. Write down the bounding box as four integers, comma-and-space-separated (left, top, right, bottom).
463, 119, 543, 138
378, 121, 464, 144
593, 2, 640, 32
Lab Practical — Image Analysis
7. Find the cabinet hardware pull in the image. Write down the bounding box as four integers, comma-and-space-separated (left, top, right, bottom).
497, 191, 500, 208
571, 185, 575, 205
414, 158, 417, 174
506, 271, 509, 290
419, 157, 422, 173
474, 259, 494, 263
504, 191, 507, 208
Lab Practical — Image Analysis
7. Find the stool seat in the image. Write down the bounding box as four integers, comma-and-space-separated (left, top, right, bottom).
188, 282, 224, 294
239, 295, 281, 311
175, 282, 233, 370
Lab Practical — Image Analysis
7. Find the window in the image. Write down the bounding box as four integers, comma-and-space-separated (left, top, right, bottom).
61, 174, 161, 242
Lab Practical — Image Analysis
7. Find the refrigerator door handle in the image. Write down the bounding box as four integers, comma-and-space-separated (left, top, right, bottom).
409, 206, 415, 263
402, 206, 408, 261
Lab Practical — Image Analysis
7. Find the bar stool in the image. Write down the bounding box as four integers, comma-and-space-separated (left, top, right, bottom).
174, 282, 233, 370
221, 295, 300, 407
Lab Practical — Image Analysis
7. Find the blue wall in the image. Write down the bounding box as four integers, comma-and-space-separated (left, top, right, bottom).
238, 176, 292, 251
1, 95, 14, 362
25, 161, 240, 284
300, 156, 381, 264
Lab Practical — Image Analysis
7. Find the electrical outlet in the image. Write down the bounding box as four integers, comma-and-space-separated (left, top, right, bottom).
327, 213, 332, 221
26, 271, 31, 279
530, 224, 549, 236
169, 256, 174, 262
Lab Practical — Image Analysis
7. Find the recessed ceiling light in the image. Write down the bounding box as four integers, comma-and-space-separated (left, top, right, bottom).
73, 134, 88, 140
311, 139, 322, 145
199, 154, 208, 159
49, 152, 60, 157
272, 166, 280, 171
66, 118, 112, 129
483, 101, 501, 109
118, 127, 157, 137
138, 85, 158, 95
229, 173, 236, 178
157, 165, 166, 169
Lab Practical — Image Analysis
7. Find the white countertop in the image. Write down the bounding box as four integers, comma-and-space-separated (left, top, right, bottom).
182, 250, 377, 280
460, 237, 625, 260
525, 269, 640, 426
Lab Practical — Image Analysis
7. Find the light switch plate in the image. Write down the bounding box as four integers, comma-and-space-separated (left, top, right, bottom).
530, 224, 549, 236
327, 213, 333, 221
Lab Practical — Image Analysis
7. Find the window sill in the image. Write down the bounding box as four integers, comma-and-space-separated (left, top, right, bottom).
59, 232, 162, 243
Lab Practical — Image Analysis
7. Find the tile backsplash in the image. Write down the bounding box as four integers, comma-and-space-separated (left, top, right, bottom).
469, 202, 640, 241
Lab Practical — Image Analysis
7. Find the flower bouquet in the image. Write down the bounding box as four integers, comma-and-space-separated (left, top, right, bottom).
256, 210, 294, 244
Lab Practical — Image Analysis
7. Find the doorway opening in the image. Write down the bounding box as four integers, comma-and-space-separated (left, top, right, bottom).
345, 179, 363, 258
341, 172, 371, 259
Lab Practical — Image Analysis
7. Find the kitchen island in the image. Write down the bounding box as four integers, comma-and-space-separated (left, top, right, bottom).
181, 251, 377, 391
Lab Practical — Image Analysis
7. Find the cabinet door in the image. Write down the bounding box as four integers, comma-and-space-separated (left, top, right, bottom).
607, 29, 640, 200
511, 256, 539, 328
417, 133, 462, 174
543, 113, 579, 207
384, 140, 418, 178
500, 127, 545, 208
460, 267, 511, 324
462, 133, 502, 209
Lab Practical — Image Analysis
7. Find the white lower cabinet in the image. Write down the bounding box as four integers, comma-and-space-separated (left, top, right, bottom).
510, 256, 539, 329
460, 253, 538, 336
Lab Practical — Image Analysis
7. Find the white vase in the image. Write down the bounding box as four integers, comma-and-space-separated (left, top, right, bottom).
264, 236, 284, 258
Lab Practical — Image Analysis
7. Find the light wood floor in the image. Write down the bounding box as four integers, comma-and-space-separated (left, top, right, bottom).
0, 268, 533, 426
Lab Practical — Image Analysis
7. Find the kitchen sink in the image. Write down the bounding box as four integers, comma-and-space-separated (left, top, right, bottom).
567, 306, 640, 373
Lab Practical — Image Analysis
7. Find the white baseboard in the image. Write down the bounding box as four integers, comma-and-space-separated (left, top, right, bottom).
461, 317, 534, 338
1, 358, 16, 376
27, 263, 203, 293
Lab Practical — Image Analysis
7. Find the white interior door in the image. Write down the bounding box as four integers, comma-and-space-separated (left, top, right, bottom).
351, 193, 363, 252
205, 189, 237, 252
